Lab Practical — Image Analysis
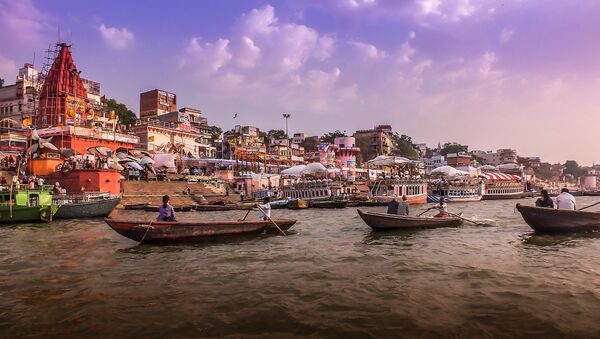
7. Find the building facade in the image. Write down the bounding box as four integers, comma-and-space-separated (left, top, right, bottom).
131, 120, 214, 158
0, 63, 39, 121
354, 125, 395, 156
139, 89, 177, 121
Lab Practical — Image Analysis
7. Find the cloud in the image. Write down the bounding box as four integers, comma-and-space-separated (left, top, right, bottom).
349, 40, 386, 59
180, 38, 232, 75
396, 41, 416, 63
0, 0, 52, 42
99, 24, 134, 49
0, 55, 18, 82
500, 28, 515, 43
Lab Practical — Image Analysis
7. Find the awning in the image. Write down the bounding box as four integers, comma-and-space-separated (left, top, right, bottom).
480, 172, 521, 181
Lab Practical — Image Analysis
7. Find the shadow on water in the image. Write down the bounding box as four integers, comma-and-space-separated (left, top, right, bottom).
520, 230, 600, 247
362, 229, 422, 245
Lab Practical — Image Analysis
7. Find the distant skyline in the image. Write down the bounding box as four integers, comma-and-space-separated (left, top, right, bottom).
1, 0, 599, 165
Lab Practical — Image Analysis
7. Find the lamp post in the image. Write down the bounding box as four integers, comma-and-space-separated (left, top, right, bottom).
282, 113, 291, 137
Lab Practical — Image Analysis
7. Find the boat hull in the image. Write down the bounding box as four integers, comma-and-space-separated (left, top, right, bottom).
104, 218, 297, 243
0, 205, 59, 223
357, 209, 463, 231
516, 204, 600, 233
287, 199, 309, 209
428, 194, 482, 203
311, 200, 348, 208
54, 197, 121, 219
482, 192, 524, 200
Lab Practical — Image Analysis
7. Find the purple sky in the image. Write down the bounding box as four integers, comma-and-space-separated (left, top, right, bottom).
1, 0, 599, 165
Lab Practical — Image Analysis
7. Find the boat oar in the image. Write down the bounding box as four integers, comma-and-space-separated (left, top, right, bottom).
447, 212, 488, 226
578, 201, 600, 211
417, 207, 434, 217
238, 208, 252, 221
256, 205, 286, 236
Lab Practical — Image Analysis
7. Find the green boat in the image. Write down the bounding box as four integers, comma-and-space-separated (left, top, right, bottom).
0, 184, 60, 223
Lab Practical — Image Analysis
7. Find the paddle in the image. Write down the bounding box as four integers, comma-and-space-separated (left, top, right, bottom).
578, 201, 600, 211
255, 205, 286, 236
417, 207, 434, 217
238, 209, 252, 221
447, 212, 488, 226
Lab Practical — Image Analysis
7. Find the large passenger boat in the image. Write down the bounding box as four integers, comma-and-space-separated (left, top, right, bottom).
428, 178, 484, 202
480, 172, 524, 200
368, 177, 428, 204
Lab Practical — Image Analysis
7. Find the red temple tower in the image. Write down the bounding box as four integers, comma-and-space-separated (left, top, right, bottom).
37, 43, 88, 128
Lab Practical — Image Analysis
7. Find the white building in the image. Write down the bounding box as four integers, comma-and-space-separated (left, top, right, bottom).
425, 154, 446, 173
0, 63, 39, 121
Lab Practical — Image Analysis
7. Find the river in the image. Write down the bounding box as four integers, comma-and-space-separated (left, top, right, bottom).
1, 197, 600, 338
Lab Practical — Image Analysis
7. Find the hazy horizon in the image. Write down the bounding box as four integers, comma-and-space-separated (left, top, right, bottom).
1, 0, 598, 165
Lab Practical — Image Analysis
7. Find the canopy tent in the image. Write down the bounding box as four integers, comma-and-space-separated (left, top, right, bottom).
367, 155, 416, 167
480, 165, 498, 172
430, 165, 470, 177
497, 163, 521, 171
480, 172, 522, 181
281, 165, 307, 176
303, 162, 327, 174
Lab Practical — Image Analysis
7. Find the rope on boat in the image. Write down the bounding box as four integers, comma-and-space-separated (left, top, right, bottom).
138, 220, 154, 244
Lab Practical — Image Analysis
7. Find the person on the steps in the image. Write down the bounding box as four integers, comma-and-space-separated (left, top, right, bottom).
157, 195, 176, 221
387, 195, 399, 214
397, 195, 409, 216
434, 198, 449, 218
535, 189, 554, 208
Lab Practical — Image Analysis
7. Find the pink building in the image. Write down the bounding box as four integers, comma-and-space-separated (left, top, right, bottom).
318, 137, 360, 179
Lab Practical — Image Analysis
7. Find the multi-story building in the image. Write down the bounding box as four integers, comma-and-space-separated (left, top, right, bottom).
224, 125, 266, 156
178, 107, 207, 128
291, 132, 307, 145
446, 152, 472, 167
139, 89, 177, 121
131, 119, 214, 158
0, 63, 39, 121
425, 154, 445, 173
473, 149, 518, 166
354, 124, 395, 157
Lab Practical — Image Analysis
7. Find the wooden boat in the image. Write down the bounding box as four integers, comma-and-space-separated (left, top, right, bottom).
143, 205, 195, 212
287, 199, 309, 209
516, 203, 600, 233
357, 209, 463, 231
357, 200, 388, 207
194, 204, 253, 212
124, 203, 148, 210
270, 199, 289, 210
0, 184, 59, 223
54, 196, 121, 219
104, 217, 297, 243
311, 200, 348, 208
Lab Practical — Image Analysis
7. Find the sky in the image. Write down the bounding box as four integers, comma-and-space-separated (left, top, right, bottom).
0, 0, 599, 165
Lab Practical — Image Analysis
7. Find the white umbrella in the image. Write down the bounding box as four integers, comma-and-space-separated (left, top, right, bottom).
127, 162, 143, 170
431, 165, 469, 177
138, 156, 155, 165
111, 161, 124, 171
303, 162, 327, 174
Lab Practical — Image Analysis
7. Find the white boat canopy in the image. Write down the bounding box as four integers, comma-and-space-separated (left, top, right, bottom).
367, 155, 415, 167
480, 165, 498, 172
431, 165, 470, 177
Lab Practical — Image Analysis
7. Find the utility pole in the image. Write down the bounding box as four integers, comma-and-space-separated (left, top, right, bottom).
282, 113, 291, 137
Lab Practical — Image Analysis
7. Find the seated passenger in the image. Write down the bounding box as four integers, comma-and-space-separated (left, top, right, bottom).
535, 189, 554, 208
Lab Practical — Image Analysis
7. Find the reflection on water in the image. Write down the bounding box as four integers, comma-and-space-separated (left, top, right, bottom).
2, 197, 600, 337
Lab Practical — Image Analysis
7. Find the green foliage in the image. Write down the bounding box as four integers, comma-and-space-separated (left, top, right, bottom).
440, 143, 468, 156
0, 78, 4, 87
321, 130, 347, 144
103, 98, 137, 126
267, 129, 287, 141
301, 138, 318, 152
392, 134, 418, 160
209, 126, 222, 142
563, 160, 586, 178
355, 137, 373, 165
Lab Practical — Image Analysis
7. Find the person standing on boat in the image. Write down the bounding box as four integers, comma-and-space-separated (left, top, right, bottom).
256, 197, 271, 220
387, 195, 399, 214
556, 188, 576, 210
535, 189, 554, 208
434, 198, 449, 217
397, 195, 409, 216
157, 195, 176, 221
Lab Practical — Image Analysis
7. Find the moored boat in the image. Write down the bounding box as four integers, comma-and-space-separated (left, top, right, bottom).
357, 209, 463, 231
480, 172, 525, 200
104, 217, 297, 243
194, 204, 253, 211
143, 205, 195, 212
311, 200, 348, 208
54, 195, 121, 219
0, 184, 59, 223
516, 203, 600, 233
287, 199, 309, 209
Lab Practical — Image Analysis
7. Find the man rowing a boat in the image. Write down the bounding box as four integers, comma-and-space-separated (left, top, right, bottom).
255, 197, 272, 220
434, 198, 449, 218
556, 188, 576, 210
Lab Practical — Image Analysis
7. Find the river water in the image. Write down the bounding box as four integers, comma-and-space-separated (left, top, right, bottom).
2, 197, 600, 338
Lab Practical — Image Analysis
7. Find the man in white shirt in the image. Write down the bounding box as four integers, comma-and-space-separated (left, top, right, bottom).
556, 188, 576, 210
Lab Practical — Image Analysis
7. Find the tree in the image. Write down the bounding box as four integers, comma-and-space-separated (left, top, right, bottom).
321, 130, 346, 144
266, 129, 287, 142
0, 78, 4, 87
103, 98, 137, 126
440, 143, 468, 156
209, 126, 222, 142
301, 137, 318, 152
393, 134, 418, 159
356, 137, 373, 165
564, 160, 586, 178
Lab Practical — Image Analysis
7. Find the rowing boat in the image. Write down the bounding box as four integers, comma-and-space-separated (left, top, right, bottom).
516, 203, 600, 233
104, 217, 297, 243
311, 200, 348, 208
357, 209, 463, 231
